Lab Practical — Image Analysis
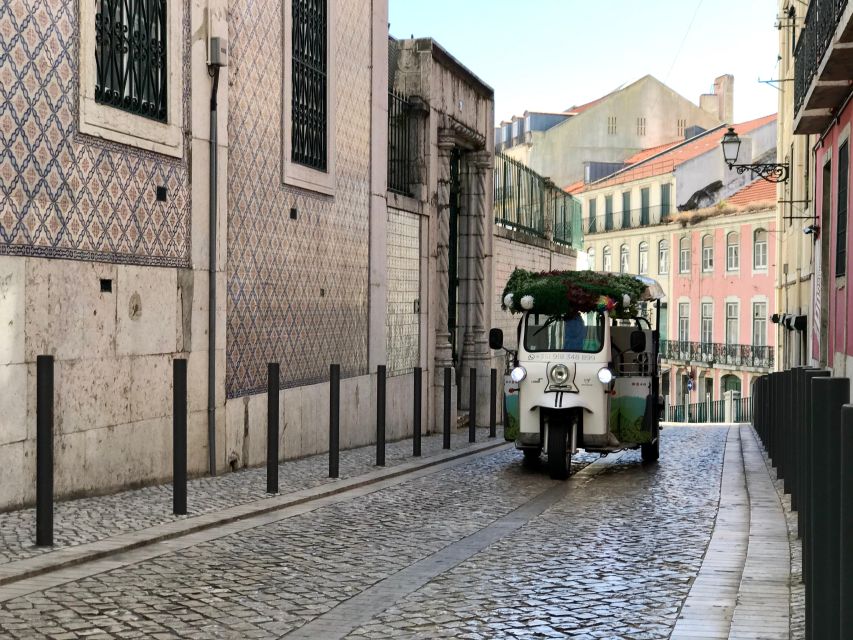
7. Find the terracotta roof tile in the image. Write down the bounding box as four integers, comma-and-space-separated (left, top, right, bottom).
585, 114, 777, 191
564, 179, 585, 194
727, 178, 777, 206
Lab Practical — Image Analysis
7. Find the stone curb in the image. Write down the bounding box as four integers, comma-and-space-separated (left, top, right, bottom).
0, 438, 511, 589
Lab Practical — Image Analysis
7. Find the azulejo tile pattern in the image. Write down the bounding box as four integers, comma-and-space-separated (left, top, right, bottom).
386, 208, 420, 377
0, 0, 189, 266
226, 0, 371, 397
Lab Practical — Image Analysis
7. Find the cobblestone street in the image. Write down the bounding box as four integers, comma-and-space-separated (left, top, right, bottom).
0, 425, 795, 639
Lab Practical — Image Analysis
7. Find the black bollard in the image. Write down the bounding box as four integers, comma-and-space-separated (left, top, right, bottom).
443, 367, 451, 449
376, 365, 386, 467
841, 405, 853, 637
784, 369, 796, 502
489, 368, 497, 438
469, 368, 477, 443
802, 368, 828, 637
173, 358, 187, 516
413, 367, 422, 457
36, 355, 54, 546
770, 372, 779, 476
329, 364, 340, 478
810, 376, 848, 640
267, 363, 280, 494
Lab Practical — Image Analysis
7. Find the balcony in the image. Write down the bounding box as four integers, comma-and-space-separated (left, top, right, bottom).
661, 340, 774, 370
586, 204, 671, 235
794, 0, 853, 134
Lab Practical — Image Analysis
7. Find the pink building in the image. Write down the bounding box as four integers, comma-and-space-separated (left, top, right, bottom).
664, 180, 777, 405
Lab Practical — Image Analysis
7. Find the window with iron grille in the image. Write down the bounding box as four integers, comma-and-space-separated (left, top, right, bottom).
638, 242, 648, 275
604, 195, 613, 230
94, 0, 168, 122
658, 239, 669, 274
727, 232, 739, 270
292, 0, 327, 171
837, 141, 849, 277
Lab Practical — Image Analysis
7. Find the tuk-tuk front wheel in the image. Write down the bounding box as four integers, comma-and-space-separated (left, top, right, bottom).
547, 413, 577, 480
522, 448, 542, 467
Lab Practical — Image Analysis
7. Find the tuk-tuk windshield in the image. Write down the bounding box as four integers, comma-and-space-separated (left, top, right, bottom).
524, 312, 605, 353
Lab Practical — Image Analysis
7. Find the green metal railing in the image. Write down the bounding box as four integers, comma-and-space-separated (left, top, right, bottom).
494, 152, 583, 250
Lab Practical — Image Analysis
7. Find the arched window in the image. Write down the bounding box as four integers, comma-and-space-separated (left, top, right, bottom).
721, 374, 742, 394
620, 244, 630, 273
638, 241, 649, 274
726, 231, 739, 271
658, 239, 669, 274
753, 229, 768, 269
701, 234, 714, 272
587, 248, 596, 271
679, 237, 691, 273
602, 246, 612, 271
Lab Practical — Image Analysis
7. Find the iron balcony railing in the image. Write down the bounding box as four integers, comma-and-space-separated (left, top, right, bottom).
661, 340, 774, 369
586, 204, 672, 235
794, 0, 849, 115
494, 152, 583, 249
388, 91, 415, 196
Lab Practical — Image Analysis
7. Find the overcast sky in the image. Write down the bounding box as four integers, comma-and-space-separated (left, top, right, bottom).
389, 0, 781, 125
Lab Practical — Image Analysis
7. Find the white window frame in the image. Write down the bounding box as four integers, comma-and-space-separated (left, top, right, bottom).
752, 301, 767, 347
282, 0, 337, 195
726, 232, 739, 271
701, 302, 713, 344
638, 241, 649, 275
753, 229, 768, 270
678, 302, 690, 342
78, 0, 184, 157
658, 240, 669, 275
602, 246, 612, 272
701, 234, 713, 272
587, 248, 595, 270
726, 301, 739, 345
679, 237, 691, 273
620, 244, 630, 273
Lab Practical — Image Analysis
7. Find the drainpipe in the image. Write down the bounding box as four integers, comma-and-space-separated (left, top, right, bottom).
208, 66, 220, 476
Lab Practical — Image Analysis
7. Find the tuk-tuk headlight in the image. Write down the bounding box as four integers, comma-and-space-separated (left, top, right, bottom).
549, 364, 570, 385
597, 368, 614, 384
510, 366, 527, 383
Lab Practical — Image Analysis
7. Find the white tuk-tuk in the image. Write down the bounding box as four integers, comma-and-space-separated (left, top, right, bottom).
490, 269, 665, 479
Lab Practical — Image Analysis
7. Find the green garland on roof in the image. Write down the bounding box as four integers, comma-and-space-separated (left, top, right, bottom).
501, 269, 648, 319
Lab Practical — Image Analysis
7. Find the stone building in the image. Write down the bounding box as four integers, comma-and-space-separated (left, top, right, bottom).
498, 75, 732, 188
0, 0, 499, 510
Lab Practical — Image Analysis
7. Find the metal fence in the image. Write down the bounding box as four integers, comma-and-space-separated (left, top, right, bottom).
388, 91, 415, 196
668, 397, 751, 423
494, 152, 583, 249
661, 340, 774, 369
794, 0, 849, 115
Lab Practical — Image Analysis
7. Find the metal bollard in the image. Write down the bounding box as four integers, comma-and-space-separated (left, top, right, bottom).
770, 371, 779, 476
809, 377, 848, 640
173, 358, 187, 516
413, 367, 422, 457
329, 364, 340, 478
840, 405, 853, 637
36, 355, 54, 546
267, 363, 280, 494
784, 369, 797, 502
469, 368, 477, 443
802, 370, 829, 604
376, 365, 386, 467
443, 367, 451, 449
489, 368, 497, 438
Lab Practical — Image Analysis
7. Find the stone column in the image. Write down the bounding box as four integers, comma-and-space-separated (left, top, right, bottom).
466, 149, 494, 425
434, 130, 457, 428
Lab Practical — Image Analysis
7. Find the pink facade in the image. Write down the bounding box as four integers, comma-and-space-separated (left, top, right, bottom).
666, 216, 776, 403
814, 97, 853, 369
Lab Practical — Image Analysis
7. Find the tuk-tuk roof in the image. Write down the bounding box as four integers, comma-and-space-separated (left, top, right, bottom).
501, 268, 663, 319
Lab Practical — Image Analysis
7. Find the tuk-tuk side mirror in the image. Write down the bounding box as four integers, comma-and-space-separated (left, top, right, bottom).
489, 328, 504, 350
630, 330, 647, 352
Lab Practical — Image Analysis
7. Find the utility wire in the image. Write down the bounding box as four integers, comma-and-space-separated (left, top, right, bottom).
666, 0, 706, 81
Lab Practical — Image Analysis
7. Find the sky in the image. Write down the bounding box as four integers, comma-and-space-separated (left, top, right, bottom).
389, 0, 781, 125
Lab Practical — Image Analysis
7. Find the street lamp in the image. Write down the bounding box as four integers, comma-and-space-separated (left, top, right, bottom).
720, 127, 789, 183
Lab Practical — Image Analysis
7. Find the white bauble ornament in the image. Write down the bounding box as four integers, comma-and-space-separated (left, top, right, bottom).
520, 295, 535, 310
622, 294, 631, 307
503, 293, 514, 308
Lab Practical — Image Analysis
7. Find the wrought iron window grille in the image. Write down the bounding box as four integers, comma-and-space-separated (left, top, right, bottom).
292, 0, 328, 172
95, 0, 168, 122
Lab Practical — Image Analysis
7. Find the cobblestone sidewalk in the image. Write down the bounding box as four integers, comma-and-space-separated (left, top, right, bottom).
0, 427, 504, 567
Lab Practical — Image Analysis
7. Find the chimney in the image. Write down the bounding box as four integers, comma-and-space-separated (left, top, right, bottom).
700, 74, 734, 123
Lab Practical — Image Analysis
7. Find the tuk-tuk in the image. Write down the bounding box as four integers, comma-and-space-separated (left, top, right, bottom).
490, 269, 665, 479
